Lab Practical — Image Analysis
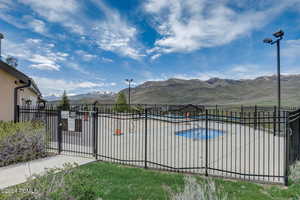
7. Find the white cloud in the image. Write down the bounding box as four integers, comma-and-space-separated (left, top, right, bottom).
91, 0, 144, 60
0, 12, 25, 29
14, 0, 143, 59
28, 54, 61, 71
231, 65, 255, 73
1, 1, 143, 60
67, 62, 89, 75
144, 0, 297, 57
0, 1, 48, 34
75, 50, 97, 62
23, 15, 47, 34
26, 38, 42, 44
30, 63, 59, 71
3, 38, 68, 71
18, 0, 78, 22
32, 76, 116, 96
0, 0, 13, 9
144, 0, 169, 12
282, 39, 300, 58
29, 19, 46, 33
101, 57, 114, 63
150, 53, 161, 60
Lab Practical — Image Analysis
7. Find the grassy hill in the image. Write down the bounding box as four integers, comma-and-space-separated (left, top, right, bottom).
121, 75, 300, 106
47, 75, 300, 106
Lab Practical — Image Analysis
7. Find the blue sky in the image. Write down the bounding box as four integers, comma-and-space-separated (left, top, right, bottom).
0, 0, 300, 96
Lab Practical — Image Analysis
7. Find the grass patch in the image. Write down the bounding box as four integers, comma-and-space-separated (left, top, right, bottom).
1, 162, 184, 200
2, 161, 300, 200
70, 162, 184, 200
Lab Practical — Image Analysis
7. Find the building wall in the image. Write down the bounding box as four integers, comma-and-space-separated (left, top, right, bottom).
0, 68, 18, 121
18, 87, 39, 106
0, 68, 39, 121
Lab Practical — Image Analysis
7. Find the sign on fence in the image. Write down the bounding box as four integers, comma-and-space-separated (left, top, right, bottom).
68, 118, 75, 131
61, 111, 69, 119
61, 110, 79, 132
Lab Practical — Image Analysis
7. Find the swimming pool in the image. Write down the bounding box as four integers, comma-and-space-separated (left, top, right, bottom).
175, 128, 224, 139
149, 114, 240, 121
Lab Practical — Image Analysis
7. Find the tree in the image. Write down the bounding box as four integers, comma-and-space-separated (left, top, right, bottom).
6, 56, 18, 68
114, 92, 129, 112
59, 90, 70, 110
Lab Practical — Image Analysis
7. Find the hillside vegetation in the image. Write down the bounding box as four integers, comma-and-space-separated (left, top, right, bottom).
122, 75, 300, 106
48, 75, 300, 106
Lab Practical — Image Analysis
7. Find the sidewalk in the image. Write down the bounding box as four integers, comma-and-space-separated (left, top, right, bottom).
0, 155, 94, 189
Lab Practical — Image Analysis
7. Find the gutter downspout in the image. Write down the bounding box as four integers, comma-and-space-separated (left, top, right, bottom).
14, 79, 31, 122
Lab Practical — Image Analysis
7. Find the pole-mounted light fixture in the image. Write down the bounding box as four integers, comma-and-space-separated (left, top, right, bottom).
263, 38, 273, 44
263, 29, 284, 137
273, 30, 284, 38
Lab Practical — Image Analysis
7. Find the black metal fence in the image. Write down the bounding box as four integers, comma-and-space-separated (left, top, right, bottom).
17, 104, 300, 185
287, 109, 300, 165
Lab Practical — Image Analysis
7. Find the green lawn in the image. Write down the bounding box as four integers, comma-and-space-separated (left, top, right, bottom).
68, 162, 184, 200
1, 161, 300, 200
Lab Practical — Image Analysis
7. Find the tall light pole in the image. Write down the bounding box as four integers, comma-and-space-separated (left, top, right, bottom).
263, 30, 284, 111
125, 78, 133, 106
0, 33, 4, 60
264, 30, 284, 136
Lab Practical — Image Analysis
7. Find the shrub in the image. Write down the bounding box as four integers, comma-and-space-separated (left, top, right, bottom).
172, 176, 229, 200
290, 161, 300, 183
1, 163, 99, 200
0, 122, 48, 167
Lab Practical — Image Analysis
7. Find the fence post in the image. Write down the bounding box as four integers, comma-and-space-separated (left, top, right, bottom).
144, 108, 148, 169
93, 106, 98, 160
15, 105, 20, 123
57, 109, 62, 154
205, 109, 208, 176
284, 111, 289, 186
254, 105, 257, 130
274, 106, 277, 136
241, 105, 244, 124
298, 114, 300, 160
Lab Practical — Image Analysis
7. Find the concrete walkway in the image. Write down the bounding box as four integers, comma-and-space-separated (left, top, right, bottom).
0, 155, 94, 189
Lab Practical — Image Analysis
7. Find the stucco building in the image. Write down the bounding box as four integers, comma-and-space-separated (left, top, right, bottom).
0, 60, 42, 121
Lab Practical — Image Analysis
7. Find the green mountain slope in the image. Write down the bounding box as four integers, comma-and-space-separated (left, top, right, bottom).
121, 75, 300, 106
47, 75, 300, 106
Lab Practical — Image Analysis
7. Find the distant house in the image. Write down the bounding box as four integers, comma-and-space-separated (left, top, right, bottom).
0, 60, 42, 121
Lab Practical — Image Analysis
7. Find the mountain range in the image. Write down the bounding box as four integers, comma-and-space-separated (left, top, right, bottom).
46, 75, 300, 106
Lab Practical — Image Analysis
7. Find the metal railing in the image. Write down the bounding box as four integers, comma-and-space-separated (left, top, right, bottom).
17, 104, 300, 185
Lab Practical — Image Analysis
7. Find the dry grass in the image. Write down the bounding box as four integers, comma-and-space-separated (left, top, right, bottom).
290, 161, 300, 183
172, 176, 229, 200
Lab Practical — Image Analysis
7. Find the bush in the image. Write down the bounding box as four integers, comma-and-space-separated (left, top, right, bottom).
172, 176, 229, 200
290, 161, 300, 183
0, 122, 48, 167
1, 163, 99, 200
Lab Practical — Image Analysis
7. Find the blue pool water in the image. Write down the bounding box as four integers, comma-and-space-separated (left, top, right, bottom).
149, 114, 240, 121
176, 128, 224, 139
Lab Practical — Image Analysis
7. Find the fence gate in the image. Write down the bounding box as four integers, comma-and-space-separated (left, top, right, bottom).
57, 109, 96, 157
